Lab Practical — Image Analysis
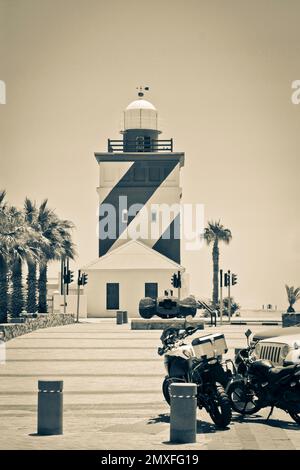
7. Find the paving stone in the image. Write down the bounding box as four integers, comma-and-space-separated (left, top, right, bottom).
0, 319, 299, 450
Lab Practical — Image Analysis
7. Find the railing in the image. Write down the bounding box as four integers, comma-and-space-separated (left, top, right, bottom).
108, 139, 173, 153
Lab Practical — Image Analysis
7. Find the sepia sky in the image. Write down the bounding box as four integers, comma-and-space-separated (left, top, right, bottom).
1, 0, 300, 309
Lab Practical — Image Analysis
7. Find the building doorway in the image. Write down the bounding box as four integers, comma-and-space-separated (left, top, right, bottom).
106, 283, 119, 309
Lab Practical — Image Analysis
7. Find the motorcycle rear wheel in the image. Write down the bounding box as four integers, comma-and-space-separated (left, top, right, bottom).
227, 380, 261, 415
162, 377, 186, 405
207, 383, 232, 428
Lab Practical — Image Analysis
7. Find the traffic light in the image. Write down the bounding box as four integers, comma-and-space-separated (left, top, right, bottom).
231, 273, 238, 286
63, 267, 68, 284
82, 273, 88, 286
64, 269, 74, 284
171, 273, 178, 288
224, 273, 230, 287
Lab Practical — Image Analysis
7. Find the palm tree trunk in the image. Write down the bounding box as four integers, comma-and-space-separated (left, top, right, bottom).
212, 240, 219, 306
11, 258, 24, 318
27, 260, 37, 313
0, 257, 8, 323
38, 263, 48, 313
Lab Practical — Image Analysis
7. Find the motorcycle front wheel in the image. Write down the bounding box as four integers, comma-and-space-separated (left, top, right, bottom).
227, 380, 261, 415
162, 377, 186, 405
207, 383, 232, 428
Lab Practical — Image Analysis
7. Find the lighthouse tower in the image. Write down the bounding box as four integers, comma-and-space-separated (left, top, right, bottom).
83, 89, 187, 317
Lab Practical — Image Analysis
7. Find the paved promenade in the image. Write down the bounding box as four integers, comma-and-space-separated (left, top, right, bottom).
0, 319, 299, 450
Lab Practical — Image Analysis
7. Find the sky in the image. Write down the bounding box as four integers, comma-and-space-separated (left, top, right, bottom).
1, 0, 300, 309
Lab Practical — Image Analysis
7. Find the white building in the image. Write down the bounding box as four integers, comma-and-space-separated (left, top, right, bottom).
83, 240, 188, 317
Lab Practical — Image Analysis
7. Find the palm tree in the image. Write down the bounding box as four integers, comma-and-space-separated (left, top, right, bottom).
0, 190, 8, 322
285, 285, 300, 313
0, 205, 36, 319
36, 200, 76, 313
203, 220, 232, 306
8, 206, 42, 318
24, 198, 49, 313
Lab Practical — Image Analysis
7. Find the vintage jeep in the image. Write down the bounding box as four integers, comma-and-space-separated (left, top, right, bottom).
139, 291, 197, 319
253, 334, 300, 366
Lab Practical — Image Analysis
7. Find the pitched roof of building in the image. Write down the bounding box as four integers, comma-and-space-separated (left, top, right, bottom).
82, 240, 184, 271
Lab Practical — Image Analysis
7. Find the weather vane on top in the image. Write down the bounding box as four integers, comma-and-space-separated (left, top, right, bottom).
136, 86, 149, 98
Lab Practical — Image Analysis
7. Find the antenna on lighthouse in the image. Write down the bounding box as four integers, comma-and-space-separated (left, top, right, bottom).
136, 86, 150, 98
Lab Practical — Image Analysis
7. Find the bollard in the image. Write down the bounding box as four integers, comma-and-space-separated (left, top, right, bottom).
37, 380, 63, 435
116, 311, 123, 325
0, 332, 5, 364
170, 383, 197, 444
122, 311, 128, 324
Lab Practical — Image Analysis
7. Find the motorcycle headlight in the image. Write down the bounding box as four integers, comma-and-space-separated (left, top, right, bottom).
183, 349, 193, 359
255, 343, 261, 357
281, 344, 290, 358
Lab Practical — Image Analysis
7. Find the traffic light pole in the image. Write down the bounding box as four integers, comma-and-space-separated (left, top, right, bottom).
219, 269, 223, 326
60, 259, 64, 295
228, 270, 231, 324
63, 266, 67, 314
66, 257, 69, 295
76, 270, 81, 323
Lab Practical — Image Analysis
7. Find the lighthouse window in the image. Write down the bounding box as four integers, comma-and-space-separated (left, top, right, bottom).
133, 167, 146, 182
136, 136, 144, 152
149, 166, 160, 182
151, 210, 157, 222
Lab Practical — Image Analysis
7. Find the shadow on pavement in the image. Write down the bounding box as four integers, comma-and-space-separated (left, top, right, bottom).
232, 413, 300, 430
148, 414, 229, 434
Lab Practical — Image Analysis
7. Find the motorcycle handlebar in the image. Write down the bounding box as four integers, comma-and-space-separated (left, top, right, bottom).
158, 324, 201, 355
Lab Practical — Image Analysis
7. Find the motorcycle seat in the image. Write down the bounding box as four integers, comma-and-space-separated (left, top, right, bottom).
268, 364, 297, 381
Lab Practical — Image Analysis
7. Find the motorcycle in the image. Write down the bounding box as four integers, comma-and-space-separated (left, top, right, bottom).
227, 330, 300, 424
158, 323, 232, 428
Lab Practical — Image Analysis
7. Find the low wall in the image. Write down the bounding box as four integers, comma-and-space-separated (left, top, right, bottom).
0, 313, 75, 342
282, 313, 300, 327
131, 318, 205, 330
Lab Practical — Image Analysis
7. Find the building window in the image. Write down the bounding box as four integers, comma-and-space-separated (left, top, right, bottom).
145, 282, 158, 299
106, 283, 119, 310
151, 210, 157, 222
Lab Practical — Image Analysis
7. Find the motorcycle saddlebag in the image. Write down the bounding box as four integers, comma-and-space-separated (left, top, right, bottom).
191, 333, 228, 360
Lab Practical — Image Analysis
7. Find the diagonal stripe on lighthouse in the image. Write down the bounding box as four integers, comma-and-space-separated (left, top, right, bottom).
152, 214, 180, 264
98, 162, 135, 204
107, 164, 180, 253
99, 160, 178, 256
